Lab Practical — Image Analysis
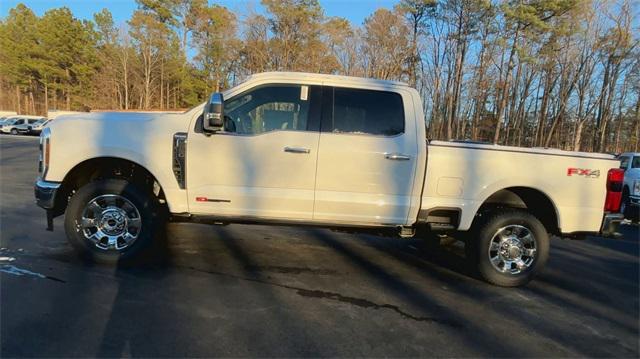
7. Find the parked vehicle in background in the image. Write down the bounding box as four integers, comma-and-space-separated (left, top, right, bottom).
1, 118, 26, 135
0, 115, 46, 135
16, 118, 45, 135
34, 72, 626, 287
28, 119, 50, 135
618, 152, 640, 221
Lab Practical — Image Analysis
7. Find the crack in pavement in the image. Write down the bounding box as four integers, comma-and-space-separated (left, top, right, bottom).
244, 265, 338, 275
8, 252, 458, 326
182, 265, 462, 327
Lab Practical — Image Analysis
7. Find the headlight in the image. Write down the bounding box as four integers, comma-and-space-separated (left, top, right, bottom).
39, 127, 51, 178
633, 180, 640, 196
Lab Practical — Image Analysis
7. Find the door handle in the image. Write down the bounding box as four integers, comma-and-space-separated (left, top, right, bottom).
284, 146, 310, 154
384, 152, 411, 161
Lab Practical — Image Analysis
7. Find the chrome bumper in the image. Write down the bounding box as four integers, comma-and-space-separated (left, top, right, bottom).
600, 213, 624, 238
34, 179, 61, 209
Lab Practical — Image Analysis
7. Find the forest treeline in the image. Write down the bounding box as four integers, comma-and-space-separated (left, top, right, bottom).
0, 0, 638, 152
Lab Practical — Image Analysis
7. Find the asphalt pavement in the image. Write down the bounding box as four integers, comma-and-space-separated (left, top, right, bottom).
1, 135, 638, 357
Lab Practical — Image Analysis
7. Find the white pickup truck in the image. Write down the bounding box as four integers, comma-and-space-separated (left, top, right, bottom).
35, 72, 625, 286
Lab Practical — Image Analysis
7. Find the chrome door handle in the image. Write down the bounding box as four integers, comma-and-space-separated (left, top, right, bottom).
284, 146, 310, 154
384, 152, 411, 161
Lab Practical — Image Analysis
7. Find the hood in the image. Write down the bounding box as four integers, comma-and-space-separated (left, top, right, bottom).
46, 110, 191, 143
54, 111, 170, 123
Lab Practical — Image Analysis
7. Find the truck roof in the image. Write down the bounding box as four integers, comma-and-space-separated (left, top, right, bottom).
430, 140, 617, 161
243, 71, 410, 88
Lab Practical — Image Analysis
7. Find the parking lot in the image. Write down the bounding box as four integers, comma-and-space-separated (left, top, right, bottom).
1, 135, 638, 357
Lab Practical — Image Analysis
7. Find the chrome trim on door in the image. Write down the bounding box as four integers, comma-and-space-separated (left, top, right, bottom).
384, 152, 411, 161
284, 146, 311, 154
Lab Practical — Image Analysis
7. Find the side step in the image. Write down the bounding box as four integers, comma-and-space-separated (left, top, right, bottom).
398, 226, 415, 238
429, 223, 456, 231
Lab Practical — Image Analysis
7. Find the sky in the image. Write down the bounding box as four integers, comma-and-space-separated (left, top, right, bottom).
0, 0, 400, 27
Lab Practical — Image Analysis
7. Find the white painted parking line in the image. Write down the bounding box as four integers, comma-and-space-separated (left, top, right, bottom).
0, 264, 46, 279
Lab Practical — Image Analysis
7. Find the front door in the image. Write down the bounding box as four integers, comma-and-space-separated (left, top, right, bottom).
313, 86, 418, 225
187, 84, 322, 220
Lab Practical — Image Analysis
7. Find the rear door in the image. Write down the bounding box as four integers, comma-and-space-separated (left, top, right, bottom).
313, 86, 419, 225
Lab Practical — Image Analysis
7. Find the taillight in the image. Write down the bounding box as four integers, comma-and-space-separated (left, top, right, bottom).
604, 168, 624, 212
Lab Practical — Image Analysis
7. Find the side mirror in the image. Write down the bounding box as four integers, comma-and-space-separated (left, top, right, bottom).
203, 92, 224, 133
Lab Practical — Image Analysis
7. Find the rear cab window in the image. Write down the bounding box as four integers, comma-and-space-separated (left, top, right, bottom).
322, 87, 405, 136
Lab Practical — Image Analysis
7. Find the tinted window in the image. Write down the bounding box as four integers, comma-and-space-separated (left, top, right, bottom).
620, 156, 630, 170
224, 85, 320, 135
325, 87, 404, 136
632, 156, 640, 169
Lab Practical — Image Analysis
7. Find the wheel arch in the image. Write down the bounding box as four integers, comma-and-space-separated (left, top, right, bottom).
52, 156, 168, 217
474, 186, 561, 235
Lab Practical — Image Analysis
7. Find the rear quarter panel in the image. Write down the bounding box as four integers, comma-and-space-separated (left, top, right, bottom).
422, 143, 618, 233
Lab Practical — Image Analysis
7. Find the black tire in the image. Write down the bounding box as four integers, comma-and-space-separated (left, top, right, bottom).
620, 187, 638, 221
10, 128, 17, 135
64, 179, 164, 263
465, 209, 550, 287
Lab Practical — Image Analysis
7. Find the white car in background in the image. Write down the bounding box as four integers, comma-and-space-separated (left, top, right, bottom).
1, 117, 28, 135
27, 119, 50, 135
0, 115, 46, 135
618, 152, 640, 220
15, 118, 45, 135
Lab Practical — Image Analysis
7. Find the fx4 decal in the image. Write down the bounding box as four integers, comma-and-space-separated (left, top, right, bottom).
567, 168, 600, 178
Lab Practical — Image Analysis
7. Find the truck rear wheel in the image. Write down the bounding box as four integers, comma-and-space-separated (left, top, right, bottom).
64, 179, 163, 263
466, 209, 549, 287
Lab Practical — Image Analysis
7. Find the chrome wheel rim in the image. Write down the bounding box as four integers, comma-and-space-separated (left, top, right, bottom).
488, 225, 537, 275
79, 194, 142, 251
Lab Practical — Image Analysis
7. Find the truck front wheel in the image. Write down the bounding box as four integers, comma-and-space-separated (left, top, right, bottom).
64, 179, 163, 263
466, 209, 549, 287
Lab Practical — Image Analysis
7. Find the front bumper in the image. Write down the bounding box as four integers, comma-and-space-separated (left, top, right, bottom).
600, 213, 624, 238
34, 179, 61, 209
629, 195, 640, 208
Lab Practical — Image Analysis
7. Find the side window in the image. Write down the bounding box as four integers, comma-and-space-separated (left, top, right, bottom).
325, 87, 404, 136
632, 156, 640, 169
619, 156, 630, 170
223, 85, 320, 135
